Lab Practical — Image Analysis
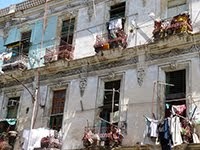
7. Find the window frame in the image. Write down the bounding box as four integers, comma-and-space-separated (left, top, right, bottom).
60, 18, 75, 45
49, 89, 67, 131
45, 82, 69, 131
95, 73, 125, 132
57, 13, 77, 47
157, 61, 190, 119
6, 97, 20, 119
165, 69, 186, 100
20, 30, 32, 55
109, 2, 126, 21
2, 89, 22, 119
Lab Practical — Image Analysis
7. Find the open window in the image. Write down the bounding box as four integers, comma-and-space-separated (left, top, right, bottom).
20, 31, 32, 55
94, 2, 127, 52
2, 31, 31, 71
108, 2, 127, 49
60, 18, 75, 46
50, 89, 66, 131
165, 70, 186, 117
6, 30, 31, 57
110, 2, 126, 21
44, 19, 75, 63
167, 0, 187, 18
44, 18, 75, 61
99, 80, 120, 134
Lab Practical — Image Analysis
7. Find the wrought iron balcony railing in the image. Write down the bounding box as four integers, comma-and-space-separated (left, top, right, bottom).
44, 44, 74, 63
94, 29, 127, 53
2, 54, 28, 71
152, 12, 193, 41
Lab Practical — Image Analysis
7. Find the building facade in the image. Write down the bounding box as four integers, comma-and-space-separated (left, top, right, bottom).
0, 0, 200, 149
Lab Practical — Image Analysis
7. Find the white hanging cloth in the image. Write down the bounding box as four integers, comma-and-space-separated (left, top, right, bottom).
3, 52, 12, 61
170, 116, 183, 146
108, 18, 122, 30
193, 133, 200, 143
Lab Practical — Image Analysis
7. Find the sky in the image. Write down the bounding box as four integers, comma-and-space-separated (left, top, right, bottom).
0, 0, 25, 9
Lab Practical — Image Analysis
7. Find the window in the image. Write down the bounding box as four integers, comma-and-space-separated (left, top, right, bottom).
99, 80, 121, 133
20, 31, 32, 55
109, 2, 126, 30
94, 2, 126, 52
104, 2, 127, 49
110, 2, 126, 21
7, 97, 20, 119
6, 30, 31, 57
50, 89, 66, 131
165, 70, 186, 117
167, 0, 187, 18
165, 70, 186, 100
60, 18, 75, 46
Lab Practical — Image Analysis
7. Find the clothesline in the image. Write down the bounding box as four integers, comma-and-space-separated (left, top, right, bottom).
172, 112, 192, 124
121, 97, 199, 105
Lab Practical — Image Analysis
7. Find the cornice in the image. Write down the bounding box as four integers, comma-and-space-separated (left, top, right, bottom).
145, 44, 200, 61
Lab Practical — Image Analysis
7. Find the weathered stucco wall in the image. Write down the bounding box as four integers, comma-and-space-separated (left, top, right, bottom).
62, 77, 98, 149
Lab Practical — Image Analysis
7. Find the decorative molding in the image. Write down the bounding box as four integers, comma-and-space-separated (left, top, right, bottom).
170, 60, 177, 70
146, 44, 200, 61
55, 81, 65, 88
40, 56, 138, 81
87, 0, 95, 21
79, 78, 87, 97
47, 80, 68, 89
108, 72, 116, 79
137, 68, 145, 87
79, 65, 88, 97
4, 88, 22, 98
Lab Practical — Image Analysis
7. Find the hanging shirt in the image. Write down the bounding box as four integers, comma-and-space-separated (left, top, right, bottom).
143, 117, 158, 145
171, 116, 183, 146
144, 117, 159, 138
150, 120, 159, 137
158, 118, 172, 150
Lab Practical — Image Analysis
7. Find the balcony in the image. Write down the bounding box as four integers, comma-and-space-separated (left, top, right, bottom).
152, 12, 192, 41
94, 29, 127, 53
82, 126, 124, 149
44, 44, 74, 63
2, 54, 28, 72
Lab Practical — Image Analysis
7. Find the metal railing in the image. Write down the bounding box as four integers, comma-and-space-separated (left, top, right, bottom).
152, 12, 192, 40
44, 44, 74, 63
2, 54, 28, 71
94, 29, 127, 52
3, 54, 28, 65
82, 125, 123, 148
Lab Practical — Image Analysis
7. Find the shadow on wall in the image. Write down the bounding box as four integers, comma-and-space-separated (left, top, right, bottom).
62, 110, 95, 149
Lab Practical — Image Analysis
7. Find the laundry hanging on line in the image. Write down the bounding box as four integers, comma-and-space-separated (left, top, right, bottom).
0, 52, 13, 61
